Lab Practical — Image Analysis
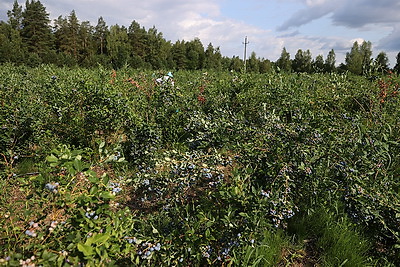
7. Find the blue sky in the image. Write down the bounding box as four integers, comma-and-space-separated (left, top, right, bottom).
1, 0, 399, 66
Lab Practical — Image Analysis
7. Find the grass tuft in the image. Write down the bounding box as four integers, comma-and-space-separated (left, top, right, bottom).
288, 202, 371, 267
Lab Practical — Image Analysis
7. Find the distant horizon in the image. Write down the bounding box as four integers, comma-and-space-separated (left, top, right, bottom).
1, 0, 399, 66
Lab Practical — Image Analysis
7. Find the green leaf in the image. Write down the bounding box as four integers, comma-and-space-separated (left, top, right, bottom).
46, 154, 58, 163
205, 228, 211, 238
94, 233, 110, 244
99, 141, 105, 149
135, 256, 140, 265
239, 212, 248, 217
102, 175, 110, 185
88, 174, 100, 184
100, 191, 115, 200
73, 159, 83, 172
77, 243, 94, 256
41, 250, 58, 261
89, 186, 98, 195
95, 247, 102, 257
87, 233, 110, 245
206, 220, 214, 228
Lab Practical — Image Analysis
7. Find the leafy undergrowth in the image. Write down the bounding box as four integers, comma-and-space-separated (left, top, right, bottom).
0, 65, 399, 266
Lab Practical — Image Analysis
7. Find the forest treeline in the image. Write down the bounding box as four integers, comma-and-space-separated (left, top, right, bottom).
1, 0, 400, 74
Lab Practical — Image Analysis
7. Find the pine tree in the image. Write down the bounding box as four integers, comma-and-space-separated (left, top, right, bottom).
229, 56, 242, 72
145, 26, 167, 69
292, 49, 312, 73
248, 52, 259, 72
79, 21, 95, 64
313, 54, 324, 73
276, 47, 291, 72
21, 0, 52, 56
204, 43, 214, 69
106, 24, 130, 69
7, 0, 23, 30
204, 43, 222, 70
95, 17, 108, 55
259, 59, 272, 73
53, 15, 76, 65
325, 49, 336, 72
128, 21, 147, 59
345, 41, 363, 75
172, 40, 187, 69
53, 15, 68, 51
0, 22, 25, 63
2, 1, 26, 64
53, 10, 82, 63
8, 25, 25, 63
67, 10, 80, 60
185, 38, 205, 70
213, 47, 222, 71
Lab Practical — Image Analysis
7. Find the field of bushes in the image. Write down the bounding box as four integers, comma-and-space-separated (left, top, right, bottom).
0, 64, 399, 266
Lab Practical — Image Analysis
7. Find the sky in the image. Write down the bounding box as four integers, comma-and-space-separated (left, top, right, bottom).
1, 0, 399, 66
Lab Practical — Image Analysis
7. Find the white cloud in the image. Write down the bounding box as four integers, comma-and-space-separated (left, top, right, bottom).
305, 0, 328, 7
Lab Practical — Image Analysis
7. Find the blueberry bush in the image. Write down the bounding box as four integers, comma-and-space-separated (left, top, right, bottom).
0, 64, 399, 266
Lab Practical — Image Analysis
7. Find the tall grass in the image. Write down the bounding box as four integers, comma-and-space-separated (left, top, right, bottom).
235, 229, 290, 266
288, 202, 371, 267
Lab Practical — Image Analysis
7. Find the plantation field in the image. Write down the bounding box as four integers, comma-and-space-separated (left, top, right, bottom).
0, 64, 399, 266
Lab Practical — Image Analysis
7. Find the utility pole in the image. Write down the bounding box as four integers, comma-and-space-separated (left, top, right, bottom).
243, 36, 249, 72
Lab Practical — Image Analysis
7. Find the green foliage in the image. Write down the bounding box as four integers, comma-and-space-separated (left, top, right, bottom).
0, 65, 399, 266
375, 51, 389, 73
7, 0, 23, 30
21, 0, 53, 56
313, 54, 324, 73
325, 49, 336, 72
345, 41, 373, 75
276, 47, 291, 72
292, 49, 312, 73
107, 25, 130, 69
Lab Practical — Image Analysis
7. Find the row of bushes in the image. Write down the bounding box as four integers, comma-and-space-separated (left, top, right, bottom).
0, 64, 399, 265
